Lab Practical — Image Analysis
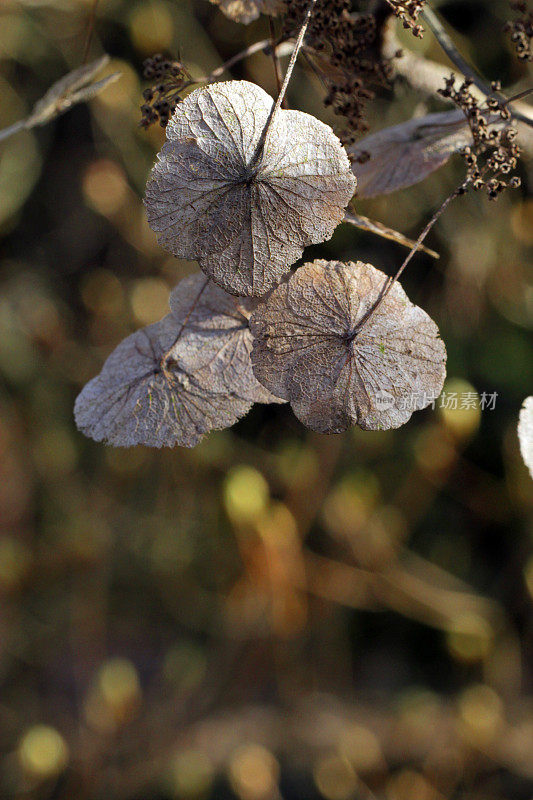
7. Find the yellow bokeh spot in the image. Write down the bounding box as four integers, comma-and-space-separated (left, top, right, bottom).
413, 424, 456, 473
85, 658, 141, 732
458, 684, 504, 745
96, 59, 139, 110
438, 379, 481, 440
229, 744, 279, 800
83, 159, 129, 217
313, 754, 358, 800
129, 2, 174, 54
18, 725, 69, 779
338, 723, 383, 773
322, 472, 379, 540
446, 612, 493, 663
130, 278, 169, 325
223, 465, 269, 526
168, 749, 214, 799
98, 658, 141, 708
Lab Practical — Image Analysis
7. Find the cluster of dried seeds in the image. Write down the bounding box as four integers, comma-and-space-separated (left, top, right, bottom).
280, 0, 394, 141
438, 76, 521, 199
504, 1, 533, 62
385, 0, 426, 38
140, 54, 194, 128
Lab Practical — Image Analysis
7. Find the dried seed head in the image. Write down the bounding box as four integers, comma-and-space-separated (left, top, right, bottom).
438, 75, 523, 199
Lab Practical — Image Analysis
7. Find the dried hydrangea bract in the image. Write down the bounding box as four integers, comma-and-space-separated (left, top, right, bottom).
350, 109, 472, 197
74, 273, 280, 448
250, 260, 447, 434
209, 0, 285, 24
518, 396, 533, 479
145, 81, 356, 297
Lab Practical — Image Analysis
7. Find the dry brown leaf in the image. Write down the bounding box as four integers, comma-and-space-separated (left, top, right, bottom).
350, 109, 472, 197
26, 55, 120, 128
209, 0, 285, 24
518, 397, 533, 478
74, 273, 281, 448
250, 259, 447, 434
145, 81, 356, 296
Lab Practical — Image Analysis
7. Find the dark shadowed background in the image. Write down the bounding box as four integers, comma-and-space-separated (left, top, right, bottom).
0, 1, 532, 798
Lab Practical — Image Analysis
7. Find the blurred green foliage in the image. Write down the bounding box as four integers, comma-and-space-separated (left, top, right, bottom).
0, 1, 532, 799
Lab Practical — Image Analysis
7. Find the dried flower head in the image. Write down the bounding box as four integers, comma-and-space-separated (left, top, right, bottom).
74, 273, 281, 448
504, 1, 533, 62
145, 80, 356, 297
250, 259, 446, 434
140, 54, 194, 129
281, 1, 394, 142
439, 76, 522, 200
386, 0, 426, 38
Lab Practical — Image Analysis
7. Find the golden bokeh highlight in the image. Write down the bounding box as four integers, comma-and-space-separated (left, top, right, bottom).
437, 379, 481, 440
457, 684, 504, 746
445, 612, 494, 663
129, 2, 174, 54
223, 466, 270, 526
313, 754, 358, 800
82, 159, 129, 217
84, 658, 141, 733
338, 723, 384, 773
228, 744, 280, 800
130, 277, 170, 325
18, 725, 69, 780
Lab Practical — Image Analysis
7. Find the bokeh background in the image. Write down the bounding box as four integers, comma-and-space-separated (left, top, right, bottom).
0, 1, 532, 798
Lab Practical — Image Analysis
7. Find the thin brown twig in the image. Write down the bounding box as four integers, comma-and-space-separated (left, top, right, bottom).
351, 182, 467, 337
252, 0, 316, 164
82, 0, 100, 64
